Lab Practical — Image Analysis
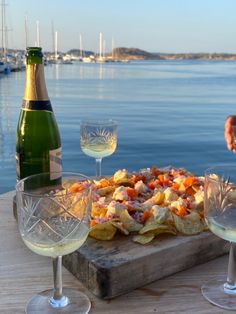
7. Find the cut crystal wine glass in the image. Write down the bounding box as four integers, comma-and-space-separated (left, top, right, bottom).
80, 120, 117, 178
16, 172, 92, 314
202, 165, 236, 310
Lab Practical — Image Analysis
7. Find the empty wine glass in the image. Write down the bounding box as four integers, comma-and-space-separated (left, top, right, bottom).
80, 120, 117, 178
202, 165, 236, 310
16, 172, 92, 314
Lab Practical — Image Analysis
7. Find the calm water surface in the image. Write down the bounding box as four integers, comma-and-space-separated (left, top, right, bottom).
1, 60, 236, 193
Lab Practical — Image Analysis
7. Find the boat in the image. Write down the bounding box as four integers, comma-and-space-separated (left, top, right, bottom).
1, 0, 11, 73
82, 55, 95, 63
51, 30, 73, 64
79, 35, 96, 63
0, 61, 6, 73
95, 32, 106, 63
62, 54, 73, 64
7, 53, 24, 71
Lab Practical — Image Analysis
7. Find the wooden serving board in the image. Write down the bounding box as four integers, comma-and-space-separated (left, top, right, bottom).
62, 232, 228, 299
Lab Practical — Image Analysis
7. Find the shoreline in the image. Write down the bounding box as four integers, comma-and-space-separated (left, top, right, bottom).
2, 48, 236, 64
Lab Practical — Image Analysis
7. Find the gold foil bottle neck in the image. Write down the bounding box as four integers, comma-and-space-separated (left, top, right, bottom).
24, 64, 49, 101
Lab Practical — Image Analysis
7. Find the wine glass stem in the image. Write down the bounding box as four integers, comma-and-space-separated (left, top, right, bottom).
50, 256, 69, 308
225, 242, 236, 290
53, 256, 63, 299
96, 158, 102, 178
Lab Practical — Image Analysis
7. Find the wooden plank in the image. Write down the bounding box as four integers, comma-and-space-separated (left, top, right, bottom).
63, 231, 228, 299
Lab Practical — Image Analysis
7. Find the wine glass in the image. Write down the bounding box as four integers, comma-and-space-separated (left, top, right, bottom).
80, 120, 117, 178
202, 165, 236, 310
16, 172, 92, 314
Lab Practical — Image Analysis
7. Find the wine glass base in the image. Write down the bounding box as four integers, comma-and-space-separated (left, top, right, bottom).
26, 288, 91, 314
202, 278, 236, 310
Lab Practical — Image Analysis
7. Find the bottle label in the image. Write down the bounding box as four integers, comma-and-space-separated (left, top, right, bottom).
22, 100, 53, 112
50, 147, 62, 180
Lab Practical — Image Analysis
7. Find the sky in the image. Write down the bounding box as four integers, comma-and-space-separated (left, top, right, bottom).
3, 0, 236, 53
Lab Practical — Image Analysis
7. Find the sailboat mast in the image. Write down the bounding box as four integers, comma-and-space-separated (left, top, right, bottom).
36, 20, 40, 47
51, 20, 55, 55
55, 30, 58, 60
103, 39, 105, 58
112, 36, 114, 59
99, 32, 102, 59
24, 15, 28, 48
1, 0, 6, 57
1, 0, 3, 55
79, 33, 83, 58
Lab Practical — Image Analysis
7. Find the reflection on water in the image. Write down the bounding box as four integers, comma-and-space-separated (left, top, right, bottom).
1, 60, 236, 193
52, 63, 60, 81
0, 76, 16, 162
0, 73, 23, 193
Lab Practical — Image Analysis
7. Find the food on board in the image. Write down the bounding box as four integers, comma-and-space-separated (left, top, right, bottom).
87, 166, 206, 244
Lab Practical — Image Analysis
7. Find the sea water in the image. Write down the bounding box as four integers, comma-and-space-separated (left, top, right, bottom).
1, 60, 236, 193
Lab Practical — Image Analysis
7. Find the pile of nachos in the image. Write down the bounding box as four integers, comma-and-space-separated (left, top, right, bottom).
85, 166, 207, 244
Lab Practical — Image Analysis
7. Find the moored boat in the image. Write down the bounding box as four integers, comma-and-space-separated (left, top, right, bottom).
0, 61, 5, 73
0, 60, 11, 73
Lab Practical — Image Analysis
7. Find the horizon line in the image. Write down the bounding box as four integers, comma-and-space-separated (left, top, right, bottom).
2, 47, 236, 55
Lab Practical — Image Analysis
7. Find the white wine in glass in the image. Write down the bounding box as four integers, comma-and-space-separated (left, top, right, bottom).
16, 172, 92, 314
80, 120, 117, 178
202, 165, 236, 310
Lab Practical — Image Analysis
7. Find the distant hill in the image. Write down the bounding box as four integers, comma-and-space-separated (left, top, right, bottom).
106, 48, 236, 61
111, 47, 163, 60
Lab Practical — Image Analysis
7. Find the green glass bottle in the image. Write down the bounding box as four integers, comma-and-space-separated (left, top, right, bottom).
16, 47, 62, 186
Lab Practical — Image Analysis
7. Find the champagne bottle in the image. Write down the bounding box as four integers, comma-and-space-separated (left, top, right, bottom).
16, 47, 62, 186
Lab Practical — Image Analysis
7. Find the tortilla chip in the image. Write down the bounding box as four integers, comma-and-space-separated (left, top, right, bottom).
139, 223, 177, 236
115, 178, 134, 186
89, 221, 117, 240
97, 186, 115, 196
153, 192, 165, 205
111, 221, 129, 235
132, 233, 155, 245
119, 210, 143, 232
172, 211, 205, 235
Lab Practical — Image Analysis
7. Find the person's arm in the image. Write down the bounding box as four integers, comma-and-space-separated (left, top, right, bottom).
224, 115, 236, 153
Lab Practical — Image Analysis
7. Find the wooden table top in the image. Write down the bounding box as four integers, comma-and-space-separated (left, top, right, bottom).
0, 191, 231, 314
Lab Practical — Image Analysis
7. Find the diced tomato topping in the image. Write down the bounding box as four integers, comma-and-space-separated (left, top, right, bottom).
97, 179, 110, 188
176, 205, 187, 217
172, 183, 180, 191
90, 219, 98, 227
126, 187, 138, 200
157, 174, 171, 187
148, 179, 159, 190
151, 167, 160, 177
141, 210, 151, 224
108, 177, 114, 184
183, 176, 199, 188
185, 186, 195, 196
131, 174, 146, 184
68, 182, 84, 193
